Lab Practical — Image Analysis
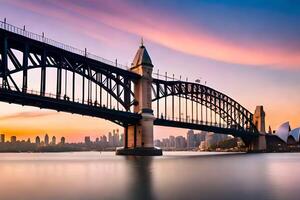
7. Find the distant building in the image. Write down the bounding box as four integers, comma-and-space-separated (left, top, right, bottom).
27, 138, 31, 143
35, 136, 41, 144
169, 136, 175, 148
0, 134, 5, 143
60, 137, 65, 144
96, 137, 99, 143
175, 136, 186, 149
108, 132, 113, 147
120, 134, 124, 146
113, 130, 120, 147
51, 136, 56, 145
101, 135, 107, 143
11, 136, 17, 143
154, 139, 162, 147
162, 138, 170, 148
85, 136, 91, 144
44, 134, 49, 145
187, 130, 195, 148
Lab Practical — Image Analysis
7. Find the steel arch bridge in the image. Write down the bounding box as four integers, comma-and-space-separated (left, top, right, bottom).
0, 21, 260, 148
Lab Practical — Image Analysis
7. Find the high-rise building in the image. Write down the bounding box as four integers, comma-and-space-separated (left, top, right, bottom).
175, 136, 186, 149
51, 136, 56, 145
85, 136, 91, 144
169, 136, 175, 148
113, 130, 119, 147
0, 134, 5, 143
187, 129, 195, 148
60, 137, 65, 144
11, 136, 17, 143
35, 136, 41, 144
120, 134, 124, 146
44, 134, 49, 145
108, 132, 113, 147
101, 135, 107, 143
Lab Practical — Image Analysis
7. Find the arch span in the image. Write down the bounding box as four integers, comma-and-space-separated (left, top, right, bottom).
152, 79, 258, 134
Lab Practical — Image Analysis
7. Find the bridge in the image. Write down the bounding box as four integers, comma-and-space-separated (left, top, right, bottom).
0, 20, 268, 155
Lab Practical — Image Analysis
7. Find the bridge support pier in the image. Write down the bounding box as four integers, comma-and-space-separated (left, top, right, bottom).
116, 42, 162, 156
247, 135, 267, 152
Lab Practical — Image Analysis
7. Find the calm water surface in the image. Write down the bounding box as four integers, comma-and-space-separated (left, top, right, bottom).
0, 152, 300, 200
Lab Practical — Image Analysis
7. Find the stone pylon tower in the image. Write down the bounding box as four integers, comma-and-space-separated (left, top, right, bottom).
253, 106, 266, 133
116, 41, 162, 156
248, 105, 266, 152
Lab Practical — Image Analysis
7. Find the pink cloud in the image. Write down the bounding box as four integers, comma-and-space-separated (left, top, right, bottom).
5, 0, 300, 69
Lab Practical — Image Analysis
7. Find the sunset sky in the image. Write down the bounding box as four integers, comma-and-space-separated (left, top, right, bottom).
0, 0, 299, 142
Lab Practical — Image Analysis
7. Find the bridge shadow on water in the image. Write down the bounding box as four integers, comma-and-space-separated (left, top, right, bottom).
122, 152, 249, 200
125, 156, 154, 200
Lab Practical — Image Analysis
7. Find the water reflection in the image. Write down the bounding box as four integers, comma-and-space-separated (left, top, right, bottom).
1, 152, 300, 200
125, 156, 154, 200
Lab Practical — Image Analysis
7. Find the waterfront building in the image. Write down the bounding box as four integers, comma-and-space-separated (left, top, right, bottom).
35, 136, 41, 144
187, 130, 195, 148
60, 137, 65, 144
51, 136, 56, 145
11, 136, 17, 143
154, 139, 162, 147
85, 136, 91, 144
162, 138, 170, 148
274, 122, 300, 145
120, 134, 124, 146
169, 136, 175, 148
44, 134, 49, 145
101, 135, 107, 143
113, 130, 119, 147
108, 132, 113, 147
0, 134, 5, 143
175, 136, 186, 149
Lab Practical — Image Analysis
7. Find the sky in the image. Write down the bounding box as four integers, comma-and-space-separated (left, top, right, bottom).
0, 0, 299, 142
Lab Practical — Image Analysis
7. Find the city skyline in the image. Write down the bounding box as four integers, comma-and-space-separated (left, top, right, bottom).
0, 0, 299, 142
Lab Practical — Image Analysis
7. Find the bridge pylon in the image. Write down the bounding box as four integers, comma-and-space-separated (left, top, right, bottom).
247, 106, 267, 152
116, 43, 162, 156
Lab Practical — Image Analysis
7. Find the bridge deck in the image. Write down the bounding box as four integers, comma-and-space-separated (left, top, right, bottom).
0, 88, 141, 126
154, 118, 260, 138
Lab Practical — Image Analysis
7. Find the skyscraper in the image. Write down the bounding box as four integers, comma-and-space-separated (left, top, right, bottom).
51, 136, 56, 145
0, 134, 5, 143
11, 136, 17, 143
169, 136, 175, 148
44, 134, 49, 145
60, 137, 65, 144
187, 130, 195, 148
85, 136, 91, 144
108, 132, 113, 147
35, 136, 41, 144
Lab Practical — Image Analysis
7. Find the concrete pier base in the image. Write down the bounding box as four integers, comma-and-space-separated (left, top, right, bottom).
248, 135, 267, 152
116, 147, 162, 156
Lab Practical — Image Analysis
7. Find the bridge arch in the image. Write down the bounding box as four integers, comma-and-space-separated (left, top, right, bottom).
1, 34, 138, 111
152, 79, 258, 133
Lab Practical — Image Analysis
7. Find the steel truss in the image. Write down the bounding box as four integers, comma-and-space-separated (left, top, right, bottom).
0, 28, 139, 126
152, 79, 259, 135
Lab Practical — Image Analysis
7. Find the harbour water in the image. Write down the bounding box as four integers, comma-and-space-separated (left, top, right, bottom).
0, 152, 300, 200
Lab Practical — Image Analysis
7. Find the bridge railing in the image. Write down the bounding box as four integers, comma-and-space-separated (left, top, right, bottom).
0, 20, 128, 70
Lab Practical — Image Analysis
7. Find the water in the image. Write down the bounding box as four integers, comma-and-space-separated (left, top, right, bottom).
0, 152, 300, 200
